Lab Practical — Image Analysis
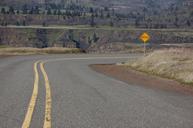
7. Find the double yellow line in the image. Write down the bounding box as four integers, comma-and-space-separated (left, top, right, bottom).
22, 61, 52, 128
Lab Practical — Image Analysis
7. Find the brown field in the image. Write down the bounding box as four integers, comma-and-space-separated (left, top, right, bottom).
0, 47, 82, 55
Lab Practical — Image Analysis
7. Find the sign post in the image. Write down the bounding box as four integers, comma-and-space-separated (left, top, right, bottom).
139, 32, 150, 56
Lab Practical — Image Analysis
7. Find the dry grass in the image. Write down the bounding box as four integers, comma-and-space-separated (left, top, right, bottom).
124, 48, 193, 85
0, 47, 82, 55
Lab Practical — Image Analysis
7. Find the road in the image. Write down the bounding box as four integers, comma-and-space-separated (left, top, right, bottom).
0, 54, 193, 128
1, 25, 193, 32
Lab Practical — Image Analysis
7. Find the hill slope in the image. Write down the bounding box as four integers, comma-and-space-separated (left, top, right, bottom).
0, 0, 179, 10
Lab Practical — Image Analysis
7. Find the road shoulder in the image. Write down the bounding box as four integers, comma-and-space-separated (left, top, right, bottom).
90, 64, 193, 95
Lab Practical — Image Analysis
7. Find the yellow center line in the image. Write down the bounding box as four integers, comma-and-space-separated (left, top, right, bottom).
40, 62, 52, 128
22, 61, 39, 128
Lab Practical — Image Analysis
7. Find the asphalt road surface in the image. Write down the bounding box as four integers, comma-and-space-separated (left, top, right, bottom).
0, 54, 193, 128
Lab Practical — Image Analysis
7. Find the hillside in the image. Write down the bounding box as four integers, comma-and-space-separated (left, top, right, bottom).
1, 0, 193, 28
1, 0, 193, 50
1, 27, 193, 52
0, 0, 178, 10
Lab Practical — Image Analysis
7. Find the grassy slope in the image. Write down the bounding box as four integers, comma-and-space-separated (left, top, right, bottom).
124, 48, 193, 85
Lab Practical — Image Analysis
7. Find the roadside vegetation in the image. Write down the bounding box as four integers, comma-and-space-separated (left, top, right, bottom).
124, 48, 193, 85
0, 47, 82, 55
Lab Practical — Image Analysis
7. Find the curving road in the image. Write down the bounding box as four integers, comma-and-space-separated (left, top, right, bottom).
0, 54, 193, 128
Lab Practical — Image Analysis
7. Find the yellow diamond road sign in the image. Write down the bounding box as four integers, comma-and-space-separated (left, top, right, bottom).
140, 32, 150, 43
